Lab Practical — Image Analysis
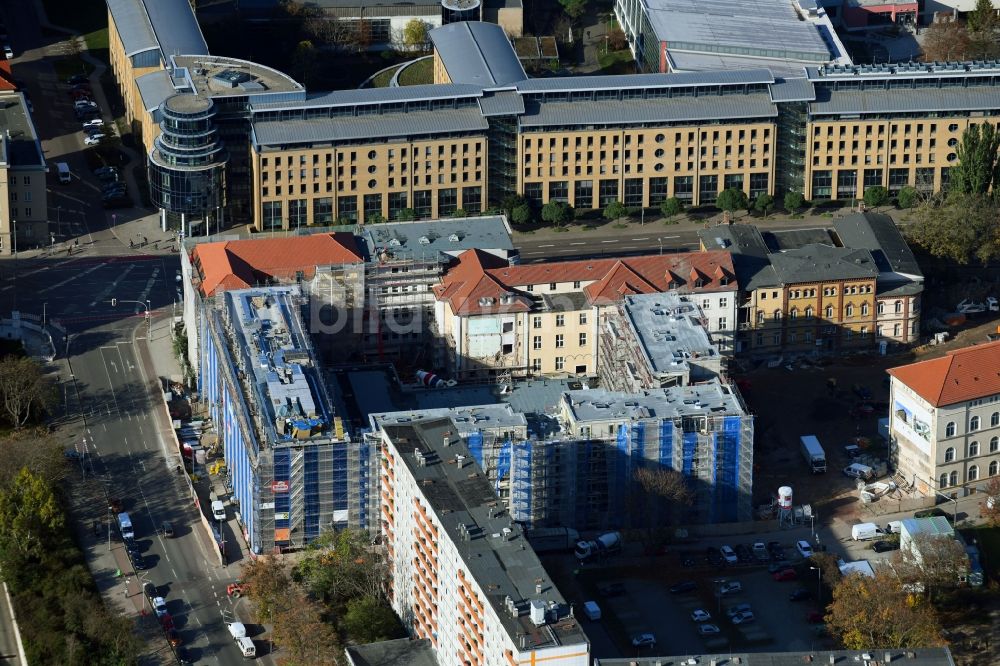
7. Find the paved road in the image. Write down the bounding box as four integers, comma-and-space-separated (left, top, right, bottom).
0, 582, 24, 665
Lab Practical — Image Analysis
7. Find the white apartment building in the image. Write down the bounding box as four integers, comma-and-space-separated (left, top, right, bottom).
379, 416, 590, 666
888, 341, 1000, 496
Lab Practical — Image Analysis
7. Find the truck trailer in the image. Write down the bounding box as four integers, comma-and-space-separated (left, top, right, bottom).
800, 435, 827, 473
575, 531, 622, 561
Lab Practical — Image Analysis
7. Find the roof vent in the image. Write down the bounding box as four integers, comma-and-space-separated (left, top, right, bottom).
449, 233, 461, 242
529, 599, 546, 626
418, 236, 431, 245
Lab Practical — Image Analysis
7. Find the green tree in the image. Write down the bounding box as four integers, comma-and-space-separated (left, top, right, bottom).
908, 192, 1000, 264
343, 595, 403, 643
896, 186, 920, 209
511, 203, 533, 225
0, 356, 55, 428
0, 468, 63, 558
450, 208, 468, 218
500, 194, 527, 218
296, 529, 389, 604
784, 191, 805, 212
863, 185, 890, 209
396, 208, 417, 221
716, 187, 749, 214
271, 587, 340, 665
660, 196, 684, 221
365, 212, 386, 224
559, 0, 588, 21
541, 200, 574, 227
968, 0, 999, 34
753, 193, 774, 218
401, 19, 430, 48
603, 200, 628, 223
291, 40, 319, 87
826, 571, 944, 649
951, 123, 1000, 195
241, 555, 292, 622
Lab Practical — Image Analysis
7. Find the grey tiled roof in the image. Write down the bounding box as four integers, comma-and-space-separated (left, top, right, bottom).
769, 244, 878, 283
429, 22, 526, 87
135, 70, 176, 112
478, 91, 525, 116
811, 85, 1000, 115
519, 93, 776, 128
250, 83, 483, 111
252, 108, 489, 145
515, 69, 774, 93
698, 225, 779, 291
770, 77, 816, 102
833, 212, 922, 278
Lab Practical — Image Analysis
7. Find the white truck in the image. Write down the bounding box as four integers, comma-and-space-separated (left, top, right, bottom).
800, 435, 827, 473
227, 622, 256, 658
525, 527, 581, 553
574, 531, 622, 561
116, 512, 134, 540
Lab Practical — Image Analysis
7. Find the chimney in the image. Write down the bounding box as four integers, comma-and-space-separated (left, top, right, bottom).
535, 583, 542, 594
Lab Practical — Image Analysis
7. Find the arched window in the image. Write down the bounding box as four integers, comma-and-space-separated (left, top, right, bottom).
971, 415, 981, 431
946, 422, 956, 437
992, 412, 1000, 428
773, 310, 782, 322
944, 447, 955, 462
950, 471, 959, 486
991, 436, 999, 453
894, 301, 903, 313
846, 304, 855, 317
940, 473, 949, 487
861, 303, 869, 316
789, 308, 798, 321
970, 441, 980, 456
877, 302, 885, 314
991, 460, 999, 476
805, 306, 814, 318
969, 465, 979, 481
825, 305, 834, 318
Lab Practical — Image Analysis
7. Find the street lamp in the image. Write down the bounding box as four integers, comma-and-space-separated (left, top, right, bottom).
110, 298, 152, 337
927, 478, 960, 525
809, 566, 822, 603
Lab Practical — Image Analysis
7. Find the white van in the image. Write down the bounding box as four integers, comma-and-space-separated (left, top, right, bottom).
884, 520, 902, 534
583, 601, 601, 621
851, 522, 880, 541
844, 463, 875, 480
117, 512, 134, 540
56, 162, 71, 184
211, 500, 226, 521
236, 636, 256, 658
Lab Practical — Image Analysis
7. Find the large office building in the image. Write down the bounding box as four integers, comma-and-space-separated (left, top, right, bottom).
200, 285, 375, 553
105, 0, 1000, 233
888, 341, 1000, 497
0, 90, 48, 255
378, 417, 590, 666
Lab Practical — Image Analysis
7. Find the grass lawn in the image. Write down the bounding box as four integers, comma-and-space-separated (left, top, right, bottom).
397, 58, 433, 86
369, 65, 401, 89
597, 49, 635, 75
83, 27, 108, 51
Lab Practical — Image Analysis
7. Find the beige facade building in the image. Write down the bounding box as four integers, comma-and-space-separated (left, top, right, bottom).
0, 91, 48, 255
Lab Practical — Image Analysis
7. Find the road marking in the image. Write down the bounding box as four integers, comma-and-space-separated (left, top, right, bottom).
172, 567, 178, 578
89, 264, 135, 307
662, 235, 680, 239
600, 240, 618, 244
39, 262, 107, 294
538, 244, 554, 248
570, 242, 585, 245
683, 242, 699, 246
631, 237, 649, 241
621, 246, 637, 249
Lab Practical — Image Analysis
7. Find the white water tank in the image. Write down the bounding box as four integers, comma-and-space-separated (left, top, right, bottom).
195, 449, 207, 465
529, 599, 546, 626
778, 486, 793, 510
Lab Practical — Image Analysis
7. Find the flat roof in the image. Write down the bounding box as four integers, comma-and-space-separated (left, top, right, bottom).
359, 216, 514, 262
382, 418, 590, 651
768, 244, 878, 284
562, 380, 746, 423
520, 93, 777, 128
594, 648, 956, 666
515, 68, 775, 93
770, 77, 816, 102
345, 638, 438, 666
173, 55, 304, 98
135, 70, 177, 112
252, 107, 489, 146
369, 403, 528, 434
619, 293, 719, 376
642, 0, 832, 61
250, 83, 483, 112
811, 85, 1000, 116
430, 22, 527, 87
0, 92, 44, 168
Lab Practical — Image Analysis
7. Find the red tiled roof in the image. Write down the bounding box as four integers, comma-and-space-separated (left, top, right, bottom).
887, 340, 1000, 407
432, 249, 529, 314
191, 233, 363, 297
436, 250, 736, 315
0, 58, 17, 91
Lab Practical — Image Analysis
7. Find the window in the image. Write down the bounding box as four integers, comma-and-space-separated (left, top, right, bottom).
388, 192, 408, 219
573, 281, 581, 289
598, 179, 618, 206
363, 194, 382, 222
718, 317, 727, 329
649, 177, 668, 205
720, 298, 728, 309
623, 178, 643, 207
825, 305, 834, 318
575, 180, 593, 208
969, 465, 979, 481
533, 336, 542, 350
555, 356, 564, 371
861, 303, 869, 316
946, 422, 956, 437
894, 301, 903, 314
940, 473, 949, 488
846, 304, 855, 317
579, 313, 587, 325
549, 181, 569, 202
533, 316, 542, 329
413, 190, 432, 217
438, 188, 457, 216
804, 306, 813, 318
944, 447, 955, 462
699, 175, 718, 203
877, 301, 885, 314
971, 441, 981, 456
337, 196, 357, 222
555, 334, 564, 348
549, 282, 557, 291
462, 186, 482, 213
991, 436, 999, 453
313, 198, 333, 225
531, 358, 541, 372
992, 412, 1000, 427
579, 332, 587, 346
555, 314, 565, 327
773, 310, 781, 322
703, 299, 711, 310
950, 471, 959, 486
811, 170, 832, 198
262, 201, 283, 229
789, 308, 798, 321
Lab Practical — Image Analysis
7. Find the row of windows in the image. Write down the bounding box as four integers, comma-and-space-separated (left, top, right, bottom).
534, 313, 587, 326
531, 357, 589, 372
756, 302, 874, 323
944, 413, 1000, 438
523, 128, 771, 149
262, 157, 483, 182
532, 333, 588, 349
260, 144, 482, 168
754, 327, 871, 345
260, 187, 483, 228
939, 460, 1000, 488
813, 122, 954, 137
261, 170, 482, 197
8, 176, 30, 186
943, 435, 1000, 461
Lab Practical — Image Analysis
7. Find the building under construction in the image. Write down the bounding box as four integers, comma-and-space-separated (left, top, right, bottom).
367, 379, 753, 530
200, 285, 377, 553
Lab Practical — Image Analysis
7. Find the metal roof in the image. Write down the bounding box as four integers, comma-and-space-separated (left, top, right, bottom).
429, 22, 526, 87
768, 244, 878, 284
478, 91, 525, 116
0, 92, 44, 168
135, 70, 177, 112
252, 107, 489, 146
563, 381, 745, 423
810, 84, 1000, 115
770, 77, 816, 102
361, 216, 514, 262
808, 60, 1000, 81
595, 648, 956, 666
519, 93, 776, 128
642, 0, 831, 59
515, 69, 774, 93
106, 0, 158, 57
250, 83, 483, 112
143, 0, 209, 58
345, 639, 438, 666
833, 212, 923, 278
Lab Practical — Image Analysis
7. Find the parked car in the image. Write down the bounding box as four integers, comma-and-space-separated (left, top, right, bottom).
73, 99, 97, 110
796, 540, 814, 559
768, 541, 786, 560
3, 45, 13, 59
705, 546, 723, 567
914, 507, 952, 522
730, 610, 755, 625
82, 118, 104, 128
670, 580, 697, 594
143, 582, 157, 600
161, 521, 174, 538
772, 567, 797, 582
735, 543, 753, 564
726, 603, 752, 618
872, 540, 899, 553
131, 552, 148, 570
165, 629, 181, 647
84, 135, 104, 146
719, 581, 742, 595
698, 623, 721, 635
84, 126, 104, 137
631, 633, 656, 648
66, 74, 88, 85
152, 597, 168, 617
691, 609, 712, 622
720, 545, 738, 565
752, 542, 769, 562
769, 561, 795, 574
789, 588, 813, 601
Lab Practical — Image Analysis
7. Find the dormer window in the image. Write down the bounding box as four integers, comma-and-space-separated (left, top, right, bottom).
694, 278, 705, 288
668, 280, 678, 289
